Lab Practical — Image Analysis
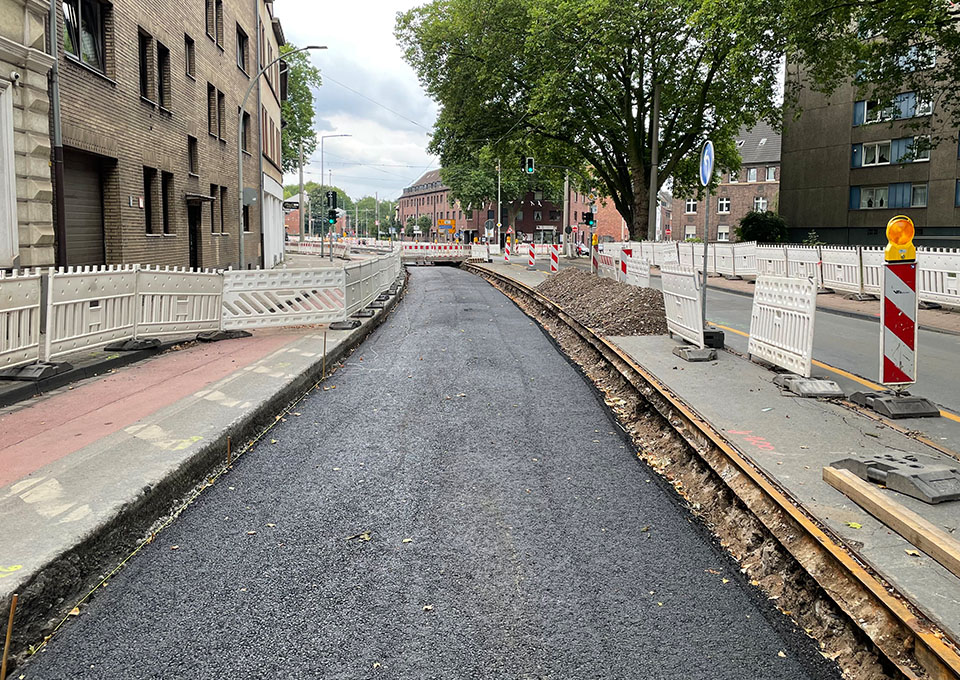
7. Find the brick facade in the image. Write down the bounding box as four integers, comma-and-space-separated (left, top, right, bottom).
1, 0, 56, 267
54, 0, 263, 268
594, 192, 672, 242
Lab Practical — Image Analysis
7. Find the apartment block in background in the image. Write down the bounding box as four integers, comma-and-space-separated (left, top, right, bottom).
674, 122, 780, 242
257, 0, 285, 267
53, 0, 263, 268
0, 0, 56, 267
780, 72, 959, 245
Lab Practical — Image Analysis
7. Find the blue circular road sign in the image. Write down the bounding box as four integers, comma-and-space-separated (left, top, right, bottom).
699, 140, 714, 187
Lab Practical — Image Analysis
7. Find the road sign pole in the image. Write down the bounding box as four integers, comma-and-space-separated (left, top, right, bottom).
698, 140, 714, 330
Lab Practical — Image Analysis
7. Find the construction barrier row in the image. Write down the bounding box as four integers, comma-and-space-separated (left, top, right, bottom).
0, 252, 401, 370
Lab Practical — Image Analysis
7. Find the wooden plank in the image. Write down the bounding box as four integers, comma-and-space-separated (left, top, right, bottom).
823, 466, 960, 581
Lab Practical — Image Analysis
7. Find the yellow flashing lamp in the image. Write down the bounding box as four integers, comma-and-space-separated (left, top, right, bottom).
885, 215, 916, 262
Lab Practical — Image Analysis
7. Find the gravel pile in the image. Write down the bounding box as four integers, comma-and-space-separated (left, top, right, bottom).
537, 268, 668, 336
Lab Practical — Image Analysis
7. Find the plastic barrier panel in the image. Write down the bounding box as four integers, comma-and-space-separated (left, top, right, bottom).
733, 241, 757, 277
136, 267, 223, 339
660, 261, 704, 349
655, 241, 680, 266
596, 253, 617, 279
820, 246, 862, 295
221, 268, 346, 329
0, 270, 42, 369
623, 256, 651, 289
756, 245, 788, 277
748, 275, 817, 377
714, 243, 735, 276
785, 245, 822, 285
916, 248, 960, 307
45, 266, 138, 360
861, 247, 884, 296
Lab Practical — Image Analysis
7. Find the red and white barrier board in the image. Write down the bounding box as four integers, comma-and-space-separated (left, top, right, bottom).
619, 248, 633, 281
504, 242, 511, 263
550, 244, 559, 273
881, 261, 918, 385
528, 246, 536, 268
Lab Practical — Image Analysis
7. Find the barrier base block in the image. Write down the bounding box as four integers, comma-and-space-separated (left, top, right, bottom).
0, 361, 73, 382
830, 452, 960, 504
849, 390, 941, 419
773, 374, 845, 399
376, 293, 391, 302
197, 329, 253, 343
104, 338, 162, 352
330, 320, 362, 331
352, 309, 376, 318
366, 301, 385, 309
703, 329, 725, 349
672, 346, 717, 362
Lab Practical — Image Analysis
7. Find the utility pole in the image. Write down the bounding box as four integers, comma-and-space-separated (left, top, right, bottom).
562, 170, 570, 257
375, 192, 379, 237
355, 203, 358, 237
496, 158, 501, 246
298, 141, 305, 243
647, 81, 660, 242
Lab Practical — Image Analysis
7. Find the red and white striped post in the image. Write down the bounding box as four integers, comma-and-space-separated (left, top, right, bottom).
881, 215, 918, 386
619, 247, 632, 282
504, 241, 511, 264
527, 244, 536, 269
550, 244, 559, 273
591, 246, 598, 275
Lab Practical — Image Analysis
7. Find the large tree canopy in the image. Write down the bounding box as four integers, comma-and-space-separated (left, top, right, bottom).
281, 44, 323, 174
397, 0, 786, 239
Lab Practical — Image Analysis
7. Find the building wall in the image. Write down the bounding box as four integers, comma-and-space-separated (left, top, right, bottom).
257, 0, 282, 265
781, 69, 960, 246
0, 0, 55, 267
55, 0, 262, 268
673, 164, 779, 242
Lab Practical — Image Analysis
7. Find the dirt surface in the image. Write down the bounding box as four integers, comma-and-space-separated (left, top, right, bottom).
537, 268, 668, 336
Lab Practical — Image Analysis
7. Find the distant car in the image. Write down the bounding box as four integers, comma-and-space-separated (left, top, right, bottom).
576, 242, 589, 256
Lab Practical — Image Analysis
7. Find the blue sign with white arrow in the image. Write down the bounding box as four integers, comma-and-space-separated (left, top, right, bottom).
699, 140, 714, 187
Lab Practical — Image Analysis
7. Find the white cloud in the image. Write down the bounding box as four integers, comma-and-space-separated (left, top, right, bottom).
280, 0, 438, 201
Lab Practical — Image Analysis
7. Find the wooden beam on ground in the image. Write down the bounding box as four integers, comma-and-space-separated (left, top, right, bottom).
823, 466, 960, 581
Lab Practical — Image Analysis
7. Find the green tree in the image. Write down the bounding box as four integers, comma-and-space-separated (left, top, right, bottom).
397, 0, 785, 240
303, 184, 354, 235
405, 216, 416, 237
416, 215, 433, 234
280, 43, 322, 174
736, 211, 788, 244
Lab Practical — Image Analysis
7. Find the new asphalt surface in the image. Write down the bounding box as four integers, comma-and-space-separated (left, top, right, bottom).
22, 267, 839, 679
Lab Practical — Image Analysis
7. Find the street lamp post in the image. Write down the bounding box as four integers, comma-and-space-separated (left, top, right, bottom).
237, 44, 325, 269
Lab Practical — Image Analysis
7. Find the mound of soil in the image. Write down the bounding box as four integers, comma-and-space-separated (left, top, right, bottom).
536, 268, 667, 336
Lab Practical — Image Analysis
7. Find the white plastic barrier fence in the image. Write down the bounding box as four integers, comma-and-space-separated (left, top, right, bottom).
785, 245, 822, 285
0, 271, 42, 369
135, 267, 223, 339
756, 245, 788, 277
622, 255, 651, 289
677, 242, 696, 269
714, 243, 735, 276
45, 265, 138, 361
221, 268, 346, 330
400, 243, 466, 261
733, 241, 757, 277
468, 244, 489, 262
861, 247, 884, 296
747, 276, 817, 378
916, 248, 960, 306
660, 261, 704, 349
596, 252, 617, 279
819, 246, 862, 295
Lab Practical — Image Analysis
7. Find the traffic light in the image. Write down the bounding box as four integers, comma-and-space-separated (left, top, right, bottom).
584, 210, 596, 227
325, 190, 338, 209
522, 156, 535, 174
327, 209, 337, 225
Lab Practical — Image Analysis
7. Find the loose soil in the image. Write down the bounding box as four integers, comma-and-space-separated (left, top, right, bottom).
537, 268, 667, 336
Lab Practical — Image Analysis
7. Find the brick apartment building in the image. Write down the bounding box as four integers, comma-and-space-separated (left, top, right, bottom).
396, 169, 591, 244
49, 0, 273, 269
673, 122, 780, 242
258, 0, 285, 268
780, 72, 960, 245
594, 190, 672, 242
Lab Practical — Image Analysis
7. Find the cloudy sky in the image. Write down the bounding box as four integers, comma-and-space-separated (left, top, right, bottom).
280, 0, 438, 202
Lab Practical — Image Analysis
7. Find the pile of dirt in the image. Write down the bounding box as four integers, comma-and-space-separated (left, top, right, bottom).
536, 268, 667, 336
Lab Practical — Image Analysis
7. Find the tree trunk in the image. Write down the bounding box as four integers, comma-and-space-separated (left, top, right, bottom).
630, 172, 650, 241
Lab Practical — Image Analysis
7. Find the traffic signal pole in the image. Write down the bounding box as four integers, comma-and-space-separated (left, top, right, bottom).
298, 141, 305, 244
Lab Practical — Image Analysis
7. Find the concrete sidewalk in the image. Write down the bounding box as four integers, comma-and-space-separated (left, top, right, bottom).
473, 260, 960, 644
0, 275, 404, 651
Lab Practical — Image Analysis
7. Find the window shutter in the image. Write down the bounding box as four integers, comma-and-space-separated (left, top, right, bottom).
852, 101, 866, 126
851, 144, 862, 168
889, 182, 909, 209
849, 186, 861, 210
891, 138, 907, 163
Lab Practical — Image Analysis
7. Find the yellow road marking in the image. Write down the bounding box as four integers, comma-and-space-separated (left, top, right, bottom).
707, 322, 960, 423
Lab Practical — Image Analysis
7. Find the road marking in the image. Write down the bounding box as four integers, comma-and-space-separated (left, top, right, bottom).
708, 322, 960, 424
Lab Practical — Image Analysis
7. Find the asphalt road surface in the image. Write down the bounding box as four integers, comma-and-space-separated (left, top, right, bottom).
23, 267, 839, 680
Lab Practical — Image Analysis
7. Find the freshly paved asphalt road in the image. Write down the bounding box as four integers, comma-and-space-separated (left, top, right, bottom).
23, 267, 838, 679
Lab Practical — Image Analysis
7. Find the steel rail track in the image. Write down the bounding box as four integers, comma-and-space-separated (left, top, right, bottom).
464, 262, 960, 680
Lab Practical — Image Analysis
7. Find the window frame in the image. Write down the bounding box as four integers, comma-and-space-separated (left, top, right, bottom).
236, 24, 249, 74
684, 198, 697, 214
753, 196, 768, 212
143, 166, 157, 234
717, 196, 731, 214
746, 167, 758, 183
766, 166, 776, 181
717, 225, 730, 242
63, 0, 107, 73
911, 183, 928, 208
860, 186, 889, 210
138, 30, 153, 101
188, 135, 199, 175
161, 171, 173, 234
862, 140, 892, 167
184, 34, 196, 79
912, 135, 931, 162
684, 224, 697, 239
915, 97, 933, 117
156, 41, 171, 109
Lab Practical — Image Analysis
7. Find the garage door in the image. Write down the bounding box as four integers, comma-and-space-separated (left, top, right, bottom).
63, 149, 106, 266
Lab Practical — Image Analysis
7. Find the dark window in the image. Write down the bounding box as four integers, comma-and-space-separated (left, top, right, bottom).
205, 0, 214, 37
63, 0, 106, 72
161, 172, 173, 234
243, 204, 250, 232
487, 209, 494, 219
210, 184, 218, 232
215, 0, 224, 45
138, 31, 153, 99
143, 167, 157, 234
239, 109, 250, 151
219, 186, 227, 233
188, 136, 198, 174
217, 90, 225, 139
184, 34, 195, 78
236, 25, 248, 72
157, 41, 170, 107
207, 83, 216, 135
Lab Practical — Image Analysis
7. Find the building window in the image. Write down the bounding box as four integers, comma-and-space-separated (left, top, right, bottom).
684, 199, 697, 214
534, 210, 542, 221
911, 183, 928, 208
207, 84, 216, 135
184, 34, 195, 78
915, 97, 933, 116
209, 184, 218, 232
956, 180, 960, 208
717, 197, 730, 214
205, 0, 214, 37
766, 166, 776, 181
161, 172, 173, 234
243, 204, 250, 232
215, 0, 224, 46
747, 168, 758, 182
217, 91, 226, 139
684, 225, 697, 239
220, 186, 227, 233
729, 171, 738, 183
753, 196, 768, 211
63, 0, 106, 72
239, 109, 250, 152
138, 31, 153, 100
864, 100, 895, 124
863, 141, 891, 166
157, 42, 170, 108
913, 136, 930, 162
717, 225, 730, 241
188, 136, 199, 174
860, 186, 888, 209
516, 210, 523, 221
487, 209, 494, 219
549, 209, 559, 220
236, 25, 249, 73
143, 167, 157, 234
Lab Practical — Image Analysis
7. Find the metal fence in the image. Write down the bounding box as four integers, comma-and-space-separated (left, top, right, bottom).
747, 276, 818, 378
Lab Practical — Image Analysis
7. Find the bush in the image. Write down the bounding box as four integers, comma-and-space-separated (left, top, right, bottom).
736, 211, 788, 243
803, 230, 826, 246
